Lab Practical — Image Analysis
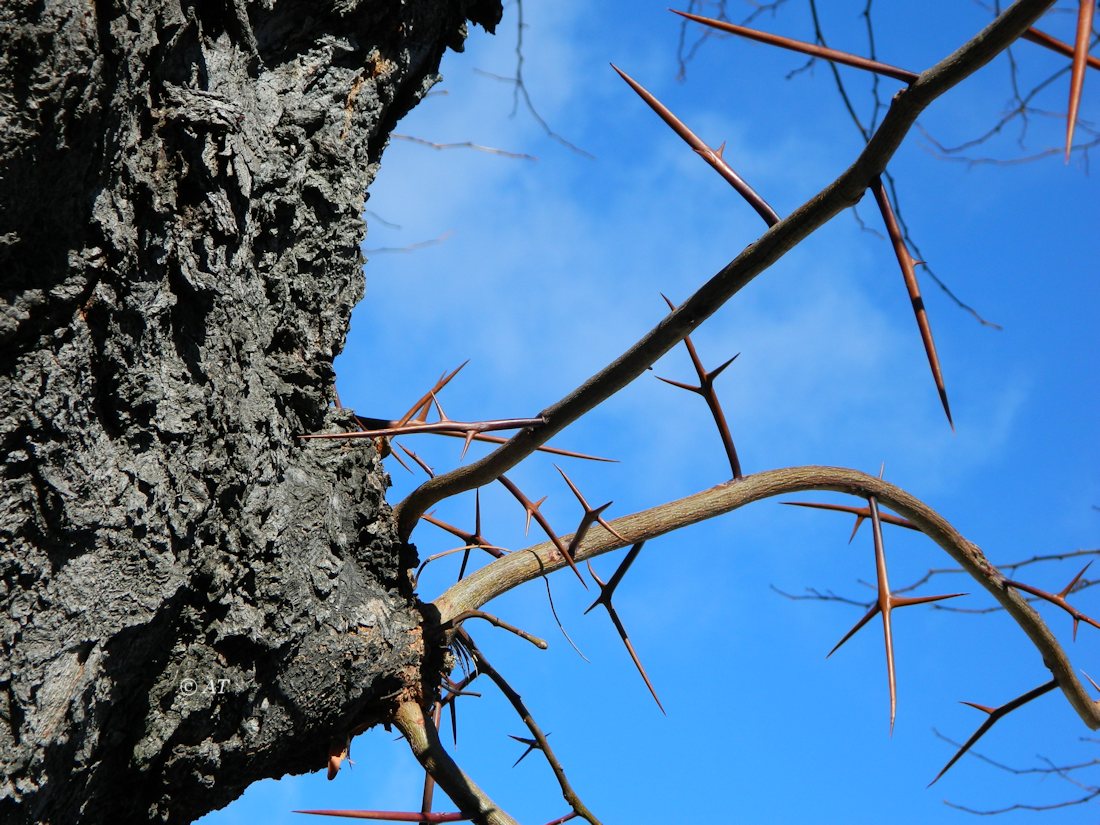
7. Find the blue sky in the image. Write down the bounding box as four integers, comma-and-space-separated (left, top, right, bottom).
203, 1, 1098, 822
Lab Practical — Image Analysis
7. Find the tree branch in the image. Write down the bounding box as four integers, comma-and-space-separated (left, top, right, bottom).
393, 0, 1058, 541
393, 701, 519, 825
432, 465, 1100, 731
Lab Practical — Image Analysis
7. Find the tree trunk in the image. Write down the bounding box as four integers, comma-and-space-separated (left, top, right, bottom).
0, 1, 500, 822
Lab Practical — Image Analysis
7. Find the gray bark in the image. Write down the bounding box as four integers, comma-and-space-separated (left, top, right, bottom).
0, 1, 500, 822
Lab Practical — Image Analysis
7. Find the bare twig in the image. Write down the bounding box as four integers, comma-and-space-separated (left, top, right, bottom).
393, 700, 519, 825
393, 134, 537, 161
460, 632, 601, 825
443, 610, 548, 650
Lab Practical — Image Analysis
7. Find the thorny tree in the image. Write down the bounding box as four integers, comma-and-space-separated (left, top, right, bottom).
0, 1, 1097, 824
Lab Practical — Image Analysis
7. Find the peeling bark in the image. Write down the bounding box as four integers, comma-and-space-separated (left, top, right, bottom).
0, 1, 501, 822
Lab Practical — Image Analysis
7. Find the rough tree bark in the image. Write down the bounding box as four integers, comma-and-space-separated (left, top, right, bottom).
0, 1, 501, 822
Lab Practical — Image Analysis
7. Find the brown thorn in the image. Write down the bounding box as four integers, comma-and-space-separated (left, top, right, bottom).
780, 500, 919, 533
398, 443, 435, 477
555, 465, 629, 588
542, 814, 580, 825
306, 416, 546, 441
658, 294, 743, 478
671, 9, 920, 84
497, 476, 568, 558
611, 64, 780, 226
397, 360, 470, 427
508, 734, 544, 768
460, 430, 476, 460
1082, 670, 1100, 695
653, 374, 699, 393
495, 476, 590, 620
929, 680, 1058, 786
827, 603, 880, 659
826, 497, 963, 731
387, 442, 413, 474
870, 177, 953, 430
525, 497, 548, 535
869, 496, 898, 731
1021, 27, 1100, 72
1066, 0, 1095, 161
583, 543, 666, 714
1005, 562, 1100, 641
359, 417, 615, 462
293, 811, 468, 822
848, 515, 866, 544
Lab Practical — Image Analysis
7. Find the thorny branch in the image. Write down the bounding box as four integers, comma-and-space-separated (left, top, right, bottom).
459, 632, 602, 825
322, 2, 1096, 821
394, 0, 1060, 541
433, 465, 1100, 732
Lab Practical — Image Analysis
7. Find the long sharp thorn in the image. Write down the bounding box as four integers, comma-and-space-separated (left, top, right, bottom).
658, 294, 743, 478
508, 734, 542, 768
869, 496, 898, 732
397, 360, 470, 427
497, 476, 573, 571
585, 545, 664, 712
611, 64, 780, 226
654, 374, 700, 393
1083, 670, 1100, 695
671, 10, 920, 84
929, 680, 1058, 786
848, 515, 866, 544
780, 501, 918, 532
398, 442, 434, 477
1005, 562, 1100, 639
597, 511, 628, 543
388, 443, 413, 474
420, 706, 441, 818
1059, 560, 1093, 598
611, 609, 666, 714
466, 432, 615, 462
1066, 0, 1095, 161
1022, 27, 1100, 71
293, 811, 469, 822
460, 430, 476, 459
708, 353, 740, 381
456, 550, 471, 582
827, 603, 880, 658
892, 592, 967, 608
871, 177, 953, 430
525, 496, 547, 535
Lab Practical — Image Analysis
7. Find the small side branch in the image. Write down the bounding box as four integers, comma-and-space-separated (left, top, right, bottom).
393, 701, 519, 825
460, 632, 602, 825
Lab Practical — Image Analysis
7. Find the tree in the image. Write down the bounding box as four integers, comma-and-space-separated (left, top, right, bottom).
1, 2, 501, 822
2, 1, 1100, 825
